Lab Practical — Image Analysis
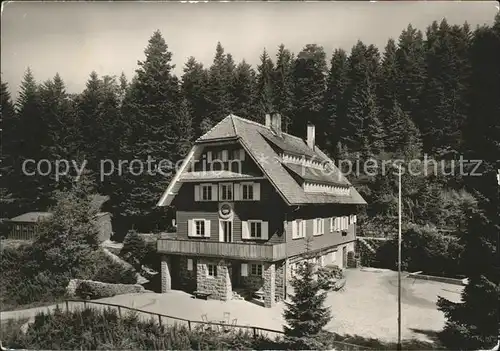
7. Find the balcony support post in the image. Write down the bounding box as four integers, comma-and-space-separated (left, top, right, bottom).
263, 262, 276, 308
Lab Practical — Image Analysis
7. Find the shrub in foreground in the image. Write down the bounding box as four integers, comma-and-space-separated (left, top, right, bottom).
0, 307, 285, 350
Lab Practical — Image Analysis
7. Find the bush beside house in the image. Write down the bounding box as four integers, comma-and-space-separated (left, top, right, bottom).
0, 177, 138, 311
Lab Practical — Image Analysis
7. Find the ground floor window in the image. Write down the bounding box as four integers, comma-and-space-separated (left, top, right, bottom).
250, 263, 263, 276
207, 264, 217, 277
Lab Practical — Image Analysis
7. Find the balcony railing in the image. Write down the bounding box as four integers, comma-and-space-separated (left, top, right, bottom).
157, 238, 286, 262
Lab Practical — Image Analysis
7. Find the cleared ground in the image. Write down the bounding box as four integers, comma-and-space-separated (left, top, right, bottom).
1, 268, 462, 343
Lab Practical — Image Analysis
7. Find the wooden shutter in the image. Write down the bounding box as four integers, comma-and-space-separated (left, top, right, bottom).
330, 218, 333, 232
219, 220, 224, 242
211, 184, 218, 201
292, 220, 298, 239
207, 151, 212, 163
234, 183, 240, 201
188, 219, 194, 237
261, 221, 269, 240
241, 263, 248, 276
242, 221, 250, 239
353, 215, 357, 224
254, 182, 261, 200
222, 150, 228, 162
302, 220, 307, 237
204, 220, 211, 237
194, 185, 200, 201
313, 219, 318, 235
239, 149, 245, 161
187, 259, 193, 271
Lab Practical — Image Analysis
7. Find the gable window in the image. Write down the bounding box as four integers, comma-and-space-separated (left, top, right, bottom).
195, 183, 217, 202
250, 263, 263, 276
207, 264, 217, 277
250, 221, 262, 238
242, 183, 254, 200
201, 184, 212, 201
219, 183, 233, 200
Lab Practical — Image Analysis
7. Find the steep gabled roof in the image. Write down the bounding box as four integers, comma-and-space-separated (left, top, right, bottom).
158, 114, 367, 206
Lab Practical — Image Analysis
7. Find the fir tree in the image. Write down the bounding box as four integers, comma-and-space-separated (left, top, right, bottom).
232, 60, 257, 120
173, 98, 194, 160
421, 20, 471, 156
0, 80, 18, 217
283, 239, 331, 340
323, 49, 349, 154
207, 42, 233, 124
181, 57, 210, 135
256, 48, 275, 121
15, 68, 47, 212
273, 44, 295, 133
115, 30, 180, 231
342, 42, 384, 156
395, 24, 426, 127
378, 39, 399, 123
292, 44, 327, 140
384, 100, 422, 156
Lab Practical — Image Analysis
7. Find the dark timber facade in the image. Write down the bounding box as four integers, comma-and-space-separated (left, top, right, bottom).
157, 113, 366, 307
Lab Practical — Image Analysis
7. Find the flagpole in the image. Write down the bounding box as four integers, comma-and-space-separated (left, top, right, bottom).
397, 164, 402, 351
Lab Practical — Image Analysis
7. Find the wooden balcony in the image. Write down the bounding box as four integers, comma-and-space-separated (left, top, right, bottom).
157, 238, 287, 262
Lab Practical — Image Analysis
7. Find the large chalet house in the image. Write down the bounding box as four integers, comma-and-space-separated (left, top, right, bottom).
156, 113, 366, 307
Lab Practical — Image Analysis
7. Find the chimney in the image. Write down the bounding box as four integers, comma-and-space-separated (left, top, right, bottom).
265, 114, 271, 128
307, 123, 315, 149
270, 113, 282, 136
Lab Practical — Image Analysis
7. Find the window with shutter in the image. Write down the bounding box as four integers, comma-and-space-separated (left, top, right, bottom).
219, 183, 233, 200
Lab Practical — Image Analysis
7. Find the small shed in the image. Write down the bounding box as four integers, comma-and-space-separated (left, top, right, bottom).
7, 212, 53, 240
6, 211, 113, 242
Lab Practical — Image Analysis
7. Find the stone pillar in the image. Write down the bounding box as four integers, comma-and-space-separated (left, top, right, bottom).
263, 262, 276, 308
161, 255, 172, 292
219, 261, 232, 301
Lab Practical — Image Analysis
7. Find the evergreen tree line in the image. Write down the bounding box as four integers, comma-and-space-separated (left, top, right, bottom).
1, 16, 498, 234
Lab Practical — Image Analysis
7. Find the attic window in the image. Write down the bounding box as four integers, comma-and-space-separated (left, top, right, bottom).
303, 182, 350, 196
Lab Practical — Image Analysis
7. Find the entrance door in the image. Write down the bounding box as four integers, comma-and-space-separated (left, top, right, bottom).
220, 220, 233, 242
231, 262, 240, 289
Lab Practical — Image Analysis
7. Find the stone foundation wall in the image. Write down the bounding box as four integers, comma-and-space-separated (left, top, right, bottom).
178, 257, 197, 292
196, 258, 231, 301
275, 260, 285, 302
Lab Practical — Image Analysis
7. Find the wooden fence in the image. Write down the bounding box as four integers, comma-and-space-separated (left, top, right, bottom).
53, 299, 371, 350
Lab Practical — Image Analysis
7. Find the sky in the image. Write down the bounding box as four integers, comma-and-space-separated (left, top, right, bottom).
1, 1, 498, 97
